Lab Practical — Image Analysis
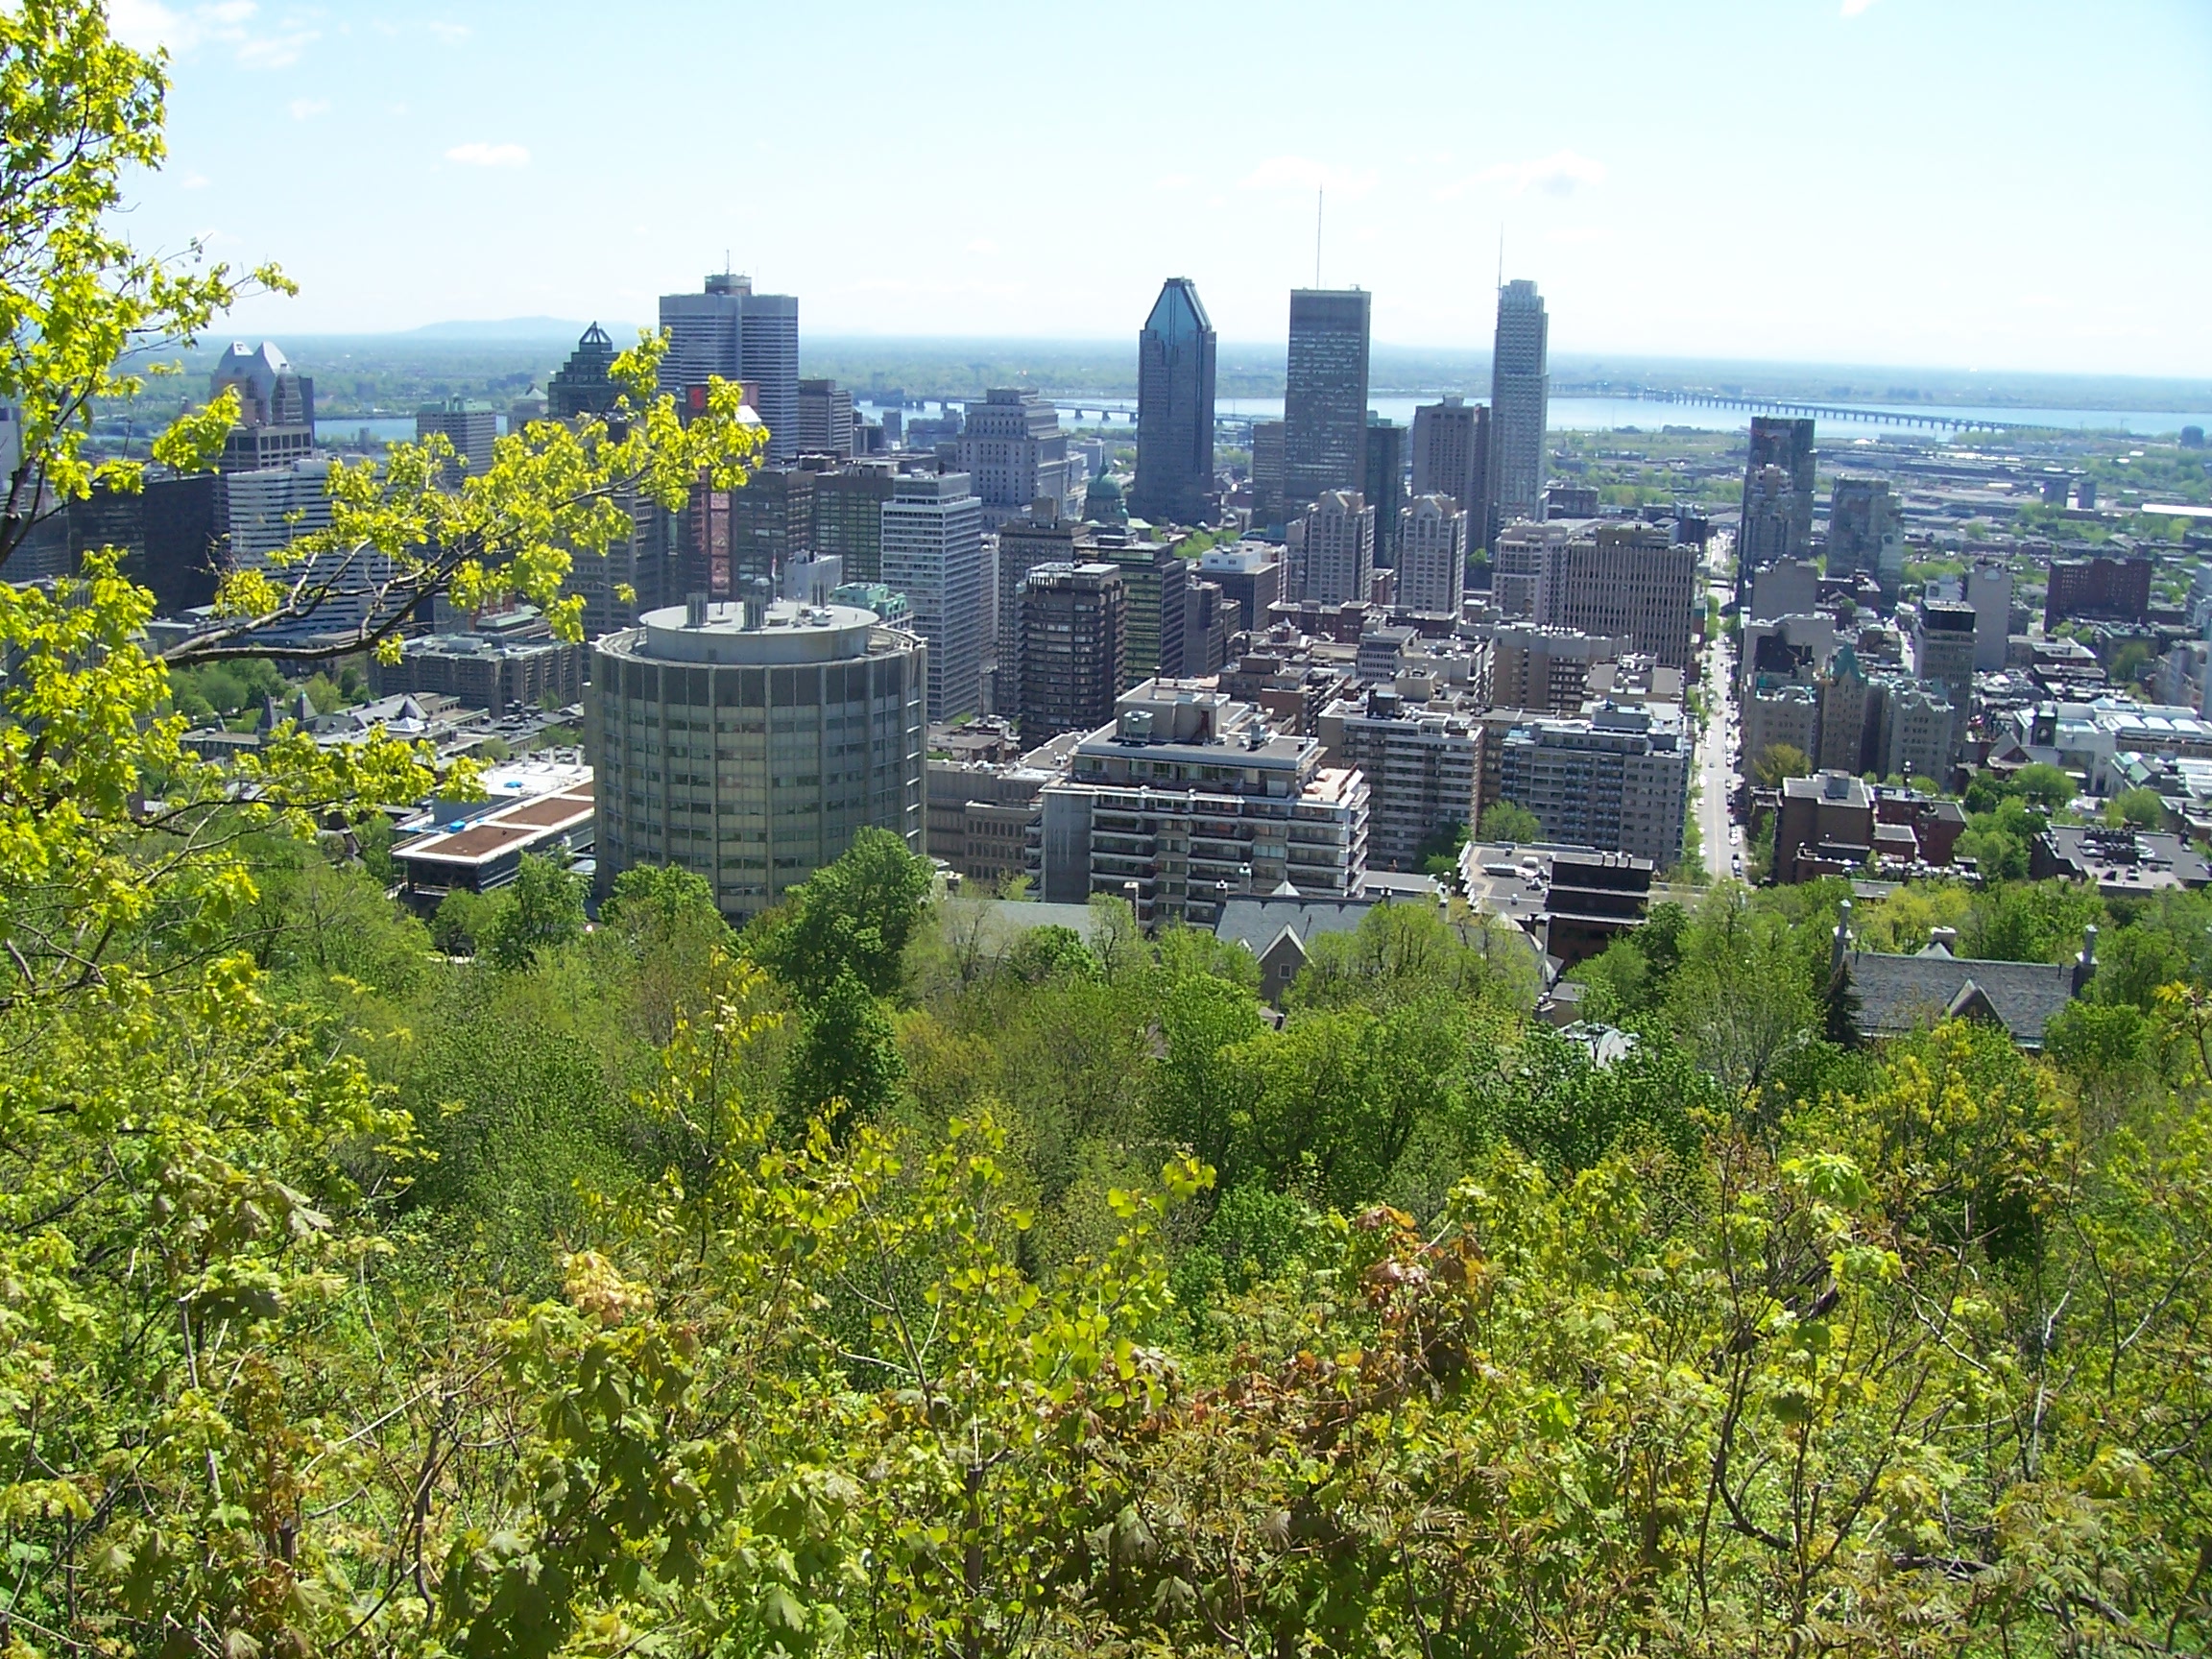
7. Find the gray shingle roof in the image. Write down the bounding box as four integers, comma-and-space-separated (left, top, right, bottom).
1843, 950, 2078, 1049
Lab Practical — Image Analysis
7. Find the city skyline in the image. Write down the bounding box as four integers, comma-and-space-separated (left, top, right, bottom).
110, 0, 2210, 377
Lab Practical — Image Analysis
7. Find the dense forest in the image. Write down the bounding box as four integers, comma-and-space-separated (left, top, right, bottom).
5, 4, 2212, 1653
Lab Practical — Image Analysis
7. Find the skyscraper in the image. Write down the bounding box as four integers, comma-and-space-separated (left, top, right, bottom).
796, 378, 854, 456
1827, 475, 1902, 595
810, 459, 897, 582
548, 323, 622, 420
957, 389, 1073, 525
1363, 414, 1407, 568
658, 274, 801, 462
1018, 562, 1126, 739
1410, 395, 1490, 538
1487, 279, 1549, 537
416, 397, 496, 487
1133, 276, 1217, 526
1248, 420, 1286, 528
210, 341, 314, 474
1286, 491, 1375, 607
1738, 417, 1815, 596
881, 470, 986, 721
1396, 494, 1468, 617
1283, 288, 1371, 517
996, 494, 1091, 681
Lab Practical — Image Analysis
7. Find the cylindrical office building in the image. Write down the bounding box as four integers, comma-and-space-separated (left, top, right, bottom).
589, 596, 926, 922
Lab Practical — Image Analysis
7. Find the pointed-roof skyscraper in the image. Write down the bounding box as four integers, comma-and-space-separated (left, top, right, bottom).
1133, 277, 1216, 526
548, 322, 620, 420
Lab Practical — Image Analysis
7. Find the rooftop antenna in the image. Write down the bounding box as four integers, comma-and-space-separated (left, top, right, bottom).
1496, 225, 1504, 292
1315, 188, 1324, 288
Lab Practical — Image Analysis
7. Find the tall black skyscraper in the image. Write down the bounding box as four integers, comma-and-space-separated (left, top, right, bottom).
1737, 416, 1816, 603
548, 322, 621, 419
1487, 279, 1549, 537
1133, 277, 1217, 526
1363, 414, 1406, 568
1283, 288, 1371, 517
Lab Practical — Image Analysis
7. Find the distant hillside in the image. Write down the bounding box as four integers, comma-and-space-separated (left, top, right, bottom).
397, 317, 639, 342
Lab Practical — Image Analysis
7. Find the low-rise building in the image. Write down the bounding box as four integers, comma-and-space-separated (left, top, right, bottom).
368, 629, 586, 713
392, 767, 596, 911
2031, 824, 2212, 897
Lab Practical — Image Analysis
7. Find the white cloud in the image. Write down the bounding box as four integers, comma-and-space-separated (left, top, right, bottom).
1446, 149, 1607, 199
114, 1, 319, 69
966, 238, 999, 255
180, 171, 210, 189
1238, 156, 1379, 199
1840, 0, 1880, 14
427, 20, 470, 42
1153, 172, 1194, 192
288, 97, 329, 120
237, 29, 316, 69
445, 142, 530, 168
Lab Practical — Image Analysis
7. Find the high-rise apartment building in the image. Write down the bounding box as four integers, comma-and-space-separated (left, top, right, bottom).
957, 389, 1073, 525
809, 459, 897, 583
882, 470, 986, 722
1315, 685, 1482, 872
1363, 415, 1407, 567
1018, 562, 1126, 739
1395, 493, 1468, 617
995, 495, 1091, 680
1133, 276, 1216, 526
1538, 522, 1698, 670
211, 340, 315, 474
1283, 288, 1371, 516
1738, 416, 1815, 589
1286, 491, 1375, 607
1487, 279, 1550, 536
1410, 395, 1490, 535
1037, 681, 1369, 926
658, 274, 801, 461
1491, 517, 1583, 619
1826, 475, 1902, 592
588, 596, 926, 924
1496, 704, 1690, 866
796, 378, 854, 457
548, 323, 622, 420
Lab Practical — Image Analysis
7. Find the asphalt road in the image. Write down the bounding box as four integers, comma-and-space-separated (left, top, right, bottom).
1697, 556, 1743, 881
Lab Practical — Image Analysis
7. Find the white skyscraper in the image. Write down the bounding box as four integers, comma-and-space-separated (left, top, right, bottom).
882, 470, 987, 721
1488, 278, 1550, 537
1395, 493, 1468, 617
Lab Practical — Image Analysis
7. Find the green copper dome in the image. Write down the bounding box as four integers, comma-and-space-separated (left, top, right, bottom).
1084, 469, 1128, 524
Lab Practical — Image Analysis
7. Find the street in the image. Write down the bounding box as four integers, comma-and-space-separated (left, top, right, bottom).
1696, 550, 1743, 881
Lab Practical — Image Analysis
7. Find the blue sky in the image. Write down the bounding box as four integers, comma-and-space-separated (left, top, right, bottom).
113, 0, 2211, 375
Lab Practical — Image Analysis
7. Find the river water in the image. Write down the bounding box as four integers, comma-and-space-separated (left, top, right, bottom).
322, 395, 2212, 452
